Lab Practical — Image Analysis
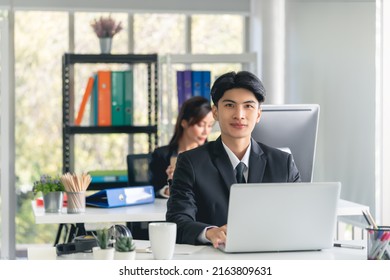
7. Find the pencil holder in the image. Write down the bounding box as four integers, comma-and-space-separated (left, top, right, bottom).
366, 226, 390, 260
67, 191, 86, 214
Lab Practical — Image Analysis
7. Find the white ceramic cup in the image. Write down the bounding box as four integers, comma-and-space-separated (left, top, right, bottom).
148, 222, 176, 260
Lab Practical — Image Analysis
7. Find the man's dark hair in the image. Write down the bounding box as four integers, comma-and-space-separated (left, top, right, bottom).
210, 71, 266, 106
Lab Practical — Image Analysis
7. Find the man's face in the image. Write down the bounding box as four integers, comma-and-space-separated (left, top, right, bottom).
212, 88, 261, 141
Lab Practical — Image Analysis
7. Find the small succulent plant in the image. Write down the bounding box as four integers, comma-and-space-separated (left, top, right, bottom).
115, 236, 135, 252
94, 227, 111, 249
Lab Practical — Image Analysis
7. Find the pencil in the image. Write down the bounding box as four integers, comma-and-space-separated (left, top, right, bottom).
362, 210, 378, 229
362, 210, 372, 227
366, 210, 378, 229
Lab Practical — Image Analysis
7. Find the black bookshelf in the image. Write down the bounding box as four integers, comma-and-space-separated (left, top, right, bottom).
62, 53, 159, 176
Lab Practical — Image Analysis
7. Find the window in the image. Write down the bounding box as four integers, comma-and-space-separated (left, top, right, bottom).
13, 11, 246, 250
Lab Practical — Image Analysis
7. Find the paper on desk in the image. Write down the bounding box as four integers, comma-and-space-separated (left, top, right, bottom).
174, 244, 204, 255
136, 244, 204, 255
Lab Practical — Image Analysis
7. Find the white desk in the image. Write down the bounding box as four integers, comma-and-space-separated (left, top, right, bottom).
29, 239, 366, 260
337, 199, 369, 216
32, 198, 167, 224
32, 198, 367, 225
133, 240, 366, 260
30, 198, 369, 259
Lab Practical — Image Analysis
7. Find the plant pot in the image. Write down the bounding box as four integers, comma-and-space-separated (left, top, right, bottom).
43, 191, 63, 213
114, 250, 136, 260
99, 37, 112, 54
92, 247, 114, 260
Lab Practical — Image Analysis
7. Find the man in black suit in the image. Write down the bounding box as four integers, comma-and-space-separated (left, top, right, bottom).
166, 71, 301, 247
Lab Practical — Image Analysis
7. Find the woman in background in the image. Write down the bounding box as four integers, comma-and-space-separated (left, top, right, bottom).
149, 96, 214, 197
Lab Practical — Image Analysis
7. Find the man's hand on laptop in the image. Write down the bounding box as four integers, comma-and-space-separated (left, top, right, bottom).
206, 225, 227, 248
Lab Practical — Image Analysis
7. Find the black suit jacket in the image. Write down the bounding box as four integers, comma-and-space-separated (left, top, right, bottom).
166, 137, 301, 245
149, 145, 177, 197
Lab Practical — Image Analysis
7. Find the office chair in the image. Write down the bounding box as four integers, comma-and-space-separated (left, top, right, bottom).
126, 153, 153, 240
126, 153, 152, 186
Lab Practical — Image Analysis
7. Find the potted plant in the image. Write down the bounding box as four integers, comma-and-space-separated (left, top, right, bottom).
33, 174, 65, 213
92, 227, 114, 260
114, 236, 136, 260
91, 16, 123, 54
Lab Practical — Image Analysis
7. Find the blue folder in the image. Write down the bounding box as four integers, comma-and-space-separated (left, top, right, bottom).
86, 186, 155, 208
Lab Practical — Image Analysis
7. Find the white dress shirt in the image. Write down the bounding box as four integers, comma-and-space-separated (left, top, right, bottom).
197, 140, 252, 243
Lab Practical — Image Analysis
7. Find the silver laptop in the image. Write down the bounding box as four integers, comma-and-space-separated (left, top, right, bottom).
219, 182, 341, 253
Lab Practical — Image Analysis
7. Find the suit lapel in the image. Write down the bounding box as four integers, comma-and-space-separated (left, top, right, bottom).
248, 138, 266, 183
210, 137, 236, 191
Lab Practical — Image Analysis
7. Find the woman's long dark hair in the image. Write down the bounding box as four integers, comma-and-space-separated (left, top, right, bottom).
168, 96, 212, 148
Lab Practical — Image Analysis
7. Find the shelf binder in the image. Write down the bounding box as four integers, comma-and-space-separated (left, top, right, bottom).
89, 169, 128, 183
75, 76, 94, 125
176, 70, 185, 109
97, 70, 112, 126
124, 70, 134, 125
191, 70, 202, 97
201, 70, 211, 101
91, 175, 128, 183
86, 186, 155, 208
111, 70, 125, 126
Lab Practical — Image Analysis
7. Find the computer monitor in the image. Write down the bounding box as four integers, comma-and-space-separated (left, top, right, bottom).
251, 104, 320, 182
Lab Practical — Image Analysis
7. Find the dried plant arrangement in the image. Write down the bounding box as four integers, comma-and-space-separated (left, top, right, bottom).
91, 16, 123, 38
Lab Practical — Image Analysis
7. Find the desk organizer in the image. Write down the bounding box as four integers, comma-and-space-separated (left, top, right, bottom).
366, 226, 390, 260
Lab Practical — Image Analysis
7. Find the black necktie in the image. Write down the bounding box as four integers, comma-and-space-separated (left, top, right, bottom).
235, 162, 246, 183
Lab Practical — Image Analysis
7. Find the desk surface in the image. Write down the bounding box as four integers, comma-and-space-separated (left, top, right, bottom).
32, 198, 367, 225
337, 199, 369, 216
133, 240, 366, 260
33, 239, 365, 260
32, 198, 167, 224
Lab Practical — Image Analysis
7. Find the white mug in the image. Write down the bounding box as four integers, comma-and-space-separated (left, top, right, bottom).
148, 222, 176, 260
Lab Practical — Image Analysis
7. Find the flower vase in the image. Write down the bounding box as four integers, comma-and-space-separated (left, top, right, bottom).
99, 37, 112, 54
43, 191, 63, 213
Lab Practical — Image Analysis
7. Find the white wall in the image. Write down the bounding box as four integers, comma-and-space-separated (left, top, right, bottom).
285, 2, 376, 214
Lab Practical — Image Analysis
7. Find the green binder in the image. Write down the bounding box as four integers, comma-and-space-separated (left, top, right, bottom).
124, 70, 134, 125
111, 71, 125, 126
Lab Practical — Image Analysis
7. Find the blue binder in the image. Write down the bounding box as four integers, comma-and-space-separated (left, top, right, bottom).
201, 70, 211, 101
191, 70, 202, 97
176, 70, 185, 109
183, 70, 192, 101
86, 186, 155, 208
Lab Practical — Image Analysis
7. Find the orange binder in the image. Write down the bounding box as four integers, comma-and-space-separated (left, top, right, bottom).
97, 70, 112, 126
75, 76, 94, 126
